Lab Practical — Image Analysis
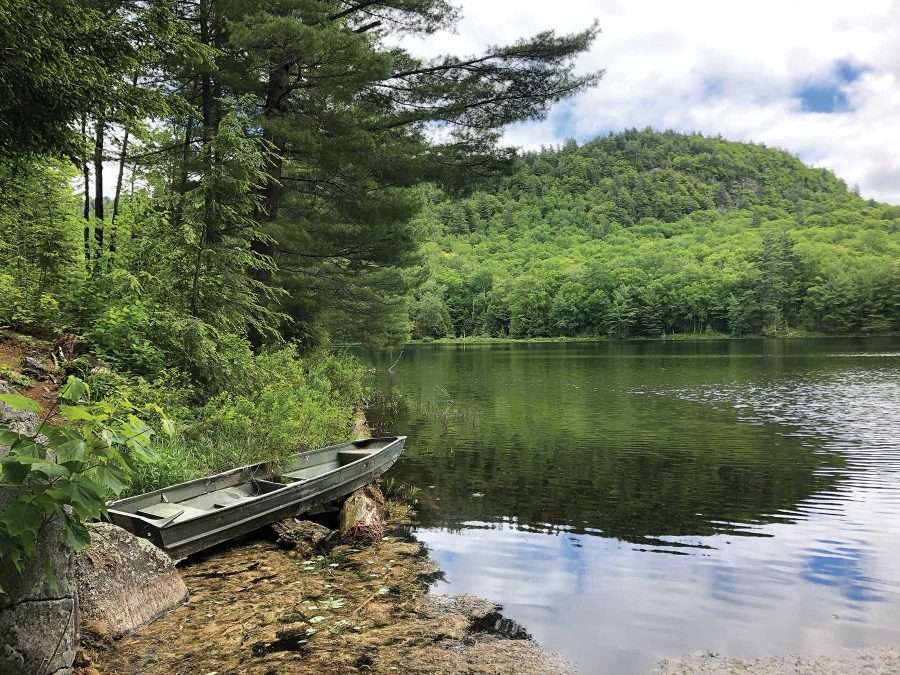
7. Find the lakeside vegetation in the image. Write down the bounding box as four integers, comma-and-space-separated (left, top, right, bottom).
0, 0, 598, 574
1, 0, 897, 587
409, 130, 900, 340
408, 329, 897, 345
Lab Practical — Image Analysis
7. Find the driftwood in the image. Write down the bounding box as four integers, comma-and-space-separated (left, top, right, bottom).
339, 484, 386, 543
269, 519, 332, 555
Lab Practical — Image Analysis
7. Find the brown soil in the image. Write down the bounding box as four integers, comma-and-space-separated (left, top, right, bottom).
84, 525, 572, 675
0, 330, 63, 411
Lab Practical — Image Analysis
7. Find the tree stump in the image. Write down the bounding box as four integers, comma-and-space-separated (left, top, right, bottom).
339, 484, 386, 544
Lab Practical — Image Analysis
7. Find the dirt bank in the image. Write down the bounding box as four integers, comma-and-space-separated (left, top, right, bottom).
83, 520, 572, 675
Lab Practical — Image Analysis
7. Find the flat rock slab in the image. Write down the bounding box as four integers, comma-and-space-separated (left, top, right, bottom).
655, 647, 900, 675
74, 523, 188, 637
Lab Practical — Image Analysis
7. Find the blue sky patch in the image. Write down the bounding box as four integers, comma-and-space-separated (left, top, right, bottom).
796, 59, 867, 113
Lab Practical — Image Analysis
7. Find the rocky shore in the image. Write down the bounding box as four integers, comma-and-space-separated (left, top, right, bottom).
80, 514, 572, 675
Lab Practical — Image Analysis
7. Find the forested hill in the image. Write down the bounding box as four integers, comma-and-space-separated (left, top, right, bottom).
410, 130, 900, 339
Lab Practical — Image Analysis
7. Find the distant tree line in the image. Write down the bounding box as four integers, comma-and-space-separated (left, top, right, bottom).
410, 130, 900, 339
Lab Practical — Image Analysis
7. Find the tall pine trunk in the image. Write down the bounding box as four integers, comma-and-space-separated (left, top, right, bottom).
81, 116, 91, 268
93, 118, 105, 266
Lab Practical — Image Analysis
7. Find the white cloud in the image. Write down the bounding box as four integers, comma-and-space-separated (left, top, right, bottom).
399, 0, 900, 203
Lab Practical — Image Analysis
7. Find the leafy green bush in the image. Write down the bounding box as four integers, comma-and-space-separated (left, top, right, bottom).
127, 436, 202, 496
84, 301, 171, 375
0, 377, 169, 582
190, 347, 364, 471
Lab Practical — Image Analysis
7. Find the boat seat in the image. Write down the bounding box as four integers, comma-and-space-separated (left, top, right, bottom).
137, 502, 209, 521
253, 478, 291, 493
179, 486, 258, 510
338, 449, 373, 465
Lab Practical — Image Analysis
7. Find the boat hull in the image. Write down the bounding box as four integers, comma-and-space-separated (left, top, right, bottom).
107, 436, 405, 559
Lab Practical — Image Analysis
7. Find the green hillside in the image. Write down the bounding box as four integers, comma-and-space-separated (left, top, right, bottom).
410, 129, 900, 339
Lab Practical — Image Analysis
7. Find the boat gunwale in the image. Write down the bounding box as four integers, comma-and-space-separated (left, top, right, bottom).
107, 436, 406, 531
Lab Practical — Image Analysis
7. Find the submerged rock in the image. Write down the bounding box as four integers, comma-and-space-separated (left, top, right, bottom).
74, 523, 187, 638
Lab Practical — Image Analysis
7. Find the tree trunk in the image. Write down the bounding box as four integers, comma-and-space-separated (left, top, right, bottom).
80, 117, 91, 268
93, 118, 105, 264
110, 72, 138, 263
109, 128, 129, 265
248, 60, 290, 350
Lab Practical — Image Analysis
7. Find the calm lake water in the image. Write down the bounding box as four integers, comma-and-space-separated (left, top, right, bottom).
363, 338, 900, 674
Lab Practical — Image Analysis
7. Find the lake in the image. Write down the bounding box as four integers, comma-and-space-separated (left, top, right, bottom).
363, 338, 900, 674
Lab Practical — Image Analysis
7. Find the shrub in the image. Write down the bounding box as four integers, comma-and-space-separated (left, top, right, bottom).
191, 347, 364, 471
0, 377, 168, 582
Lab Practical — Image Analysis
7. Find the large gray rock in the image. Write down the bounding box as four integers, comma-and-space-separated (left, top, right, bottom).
0, 380, 41, 448
74, 522, 188, 637
1, 383, 75, 675
0, 495, 77, 675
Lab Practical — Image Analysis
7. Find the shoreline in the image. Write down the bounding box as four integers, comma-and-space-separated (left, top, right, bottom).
407, 332, 899, 346
81, 514, 572, 675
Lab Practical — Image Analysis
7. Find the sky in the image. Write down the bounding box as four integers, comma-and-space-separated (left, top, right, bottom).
398, 1, 900, 203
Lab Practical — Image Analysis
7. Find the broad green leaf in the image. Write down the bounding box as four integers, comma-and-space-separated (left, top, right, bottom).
59, 405, 95, 422
0, 429, 28, 446
54, 438, 88, 465
1, 501, 45, 538
60, 376, 89, 404
31, 462, 69, 480
9, 441, 43, 458
161, 417, 176, 437
41, 427, 79, 446
0, 459, 29, 484
1, 455, 50, 465
0, 393, 40, 413
95, 465, 128, 496
61, 517, 91, 551
99, 428, 117, 448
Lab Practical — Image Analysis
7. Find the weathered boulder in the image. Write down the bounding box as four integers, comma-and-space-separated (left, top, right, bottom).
0, 498, 77, 675
339, 484, 386, 543
73, 523, 187, 638
21, 355, 55, 380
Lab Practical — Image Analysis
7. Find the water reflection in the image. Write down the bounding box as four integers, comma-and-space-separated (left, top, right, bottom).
364, 338, 900, 673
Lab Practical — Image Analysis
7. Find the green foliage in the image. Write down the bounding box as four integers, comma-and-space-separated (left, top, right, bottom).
0, 377, 169, 582
120, 348, 366, 494
412, 130, 900, 338
0, 366, 31, 388
190, 348, 365, 468
0, 159, 83, 334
